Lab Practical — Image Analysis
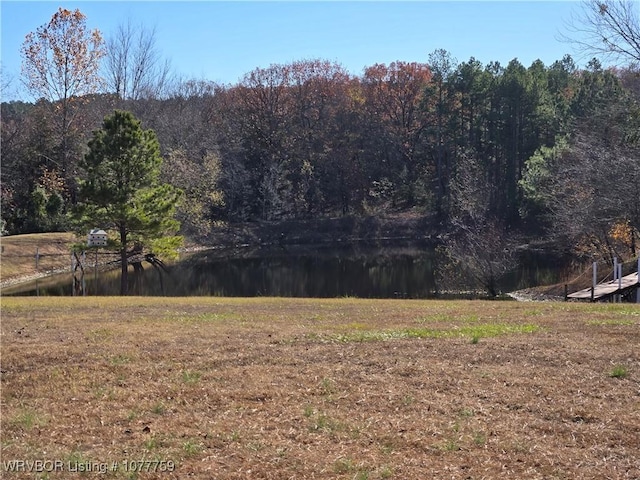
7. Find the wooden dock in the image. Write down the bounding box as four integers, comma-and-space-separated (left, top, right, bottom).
567, 271, 639, 301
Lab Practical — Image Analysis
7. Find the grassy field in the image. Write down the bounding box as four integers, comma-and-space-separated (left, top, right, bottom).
0, 233, 77, 287
1, 297, 639, 479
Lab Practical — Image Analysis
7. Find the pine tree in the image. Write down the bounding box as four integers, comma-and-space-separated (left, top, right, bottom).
76, 110, 182, 295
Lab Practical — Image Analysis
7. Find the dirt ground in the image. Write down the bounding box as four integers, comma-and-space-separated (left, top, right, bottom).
1, 297, 639, 479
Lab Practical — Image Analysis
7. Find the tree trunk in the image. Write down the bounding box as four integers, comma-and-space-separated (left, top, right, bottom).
120, 226, 128, 295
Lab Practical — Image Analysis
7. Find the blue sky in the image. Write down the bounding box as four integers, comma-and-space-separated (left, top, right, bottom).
2, 1, 588, 101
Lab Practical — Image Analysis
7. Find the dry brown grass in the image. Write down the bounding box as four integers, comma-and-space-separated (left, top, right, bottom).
1, 297, 639, 479
0, 233, 77, 286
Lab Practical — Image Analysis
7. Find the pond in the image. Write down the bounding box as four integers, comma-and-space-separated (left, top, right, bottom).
1, 241, 567, 298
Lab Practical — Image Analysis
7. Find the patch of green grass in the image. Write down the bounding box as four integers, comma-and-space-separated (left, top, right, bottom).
378, 466, 394, 479
247, 441, 265, 452
331, 323, 540, 343
333, 457, 356, 474
598, 304, 640, 315
610, 365, 628, 378
110, 354, 131, 365
473, 431, 487, 446
451, 421, 460, 433
416, 312, 474, 323
333, 330, 401, 342
144, 436, 159, 451
587, 319, 636, 326
401, 395, 414, 406
87, 328, 113, 342
308, 410, 345, 435
312, 412, 332, 431
182, 370, 202, 384
151, 402, 165, 415
457, 323, 540, 338
320, 377, 336, 395
64, 450, 90, 467
459, 408, 475, 418
11, 409, 48, 430
182, 439, 202, 456
441, 439, 460, 451
378, 436, 397, 455
354, 471, 370, 480
93, 386, 115, 401
164, 312, 242, 323
343, 322, 369, 330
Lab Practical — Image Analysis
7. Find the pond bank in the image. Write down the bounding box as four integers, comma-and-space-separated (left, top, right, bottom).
201, 212, 439, 249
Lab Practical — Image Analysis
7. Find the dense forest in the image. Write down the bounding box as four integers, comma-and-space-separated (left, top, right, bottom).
2, 3, 639, 277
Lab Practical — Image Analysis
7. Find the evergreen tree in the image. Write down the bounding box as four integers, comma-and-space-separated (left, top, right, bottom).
75, 110, 182, 295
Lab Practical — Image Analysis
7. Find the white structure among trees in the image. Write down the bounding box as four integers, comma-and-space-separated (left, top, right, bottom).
87, 228, 107, 247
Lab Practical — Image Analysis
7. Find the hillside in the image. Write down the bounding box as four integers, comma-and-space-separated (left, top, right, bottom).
0, 232, 77, 288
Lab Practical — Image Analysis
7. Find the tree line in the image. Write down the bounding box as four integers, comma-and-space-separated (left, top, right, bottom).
2, 4, 639, 269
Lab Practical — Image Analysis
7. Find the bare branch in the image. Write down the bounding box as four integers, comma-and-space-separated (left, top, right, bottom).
559, 0, 640, 65
104, 20, 173, 100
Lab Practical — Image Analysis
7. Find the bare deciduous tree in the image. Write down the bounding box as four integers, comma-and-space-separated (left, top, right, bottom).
561, 0, 640, 65
550, 130, 640, 260
442, 153, 519, 297
105, 20, 173, 100
442, 218, 519, 297
1, 64, 16, 100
